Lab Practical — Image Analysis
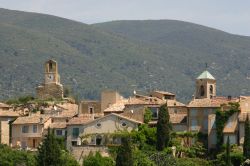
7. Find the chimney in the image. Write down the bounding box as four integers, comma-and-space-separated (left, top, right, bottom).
228, 95, 232, 100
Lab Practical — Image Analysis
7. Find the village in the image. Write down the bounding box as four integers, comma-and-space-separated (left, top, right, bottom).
0, 59, 250, 164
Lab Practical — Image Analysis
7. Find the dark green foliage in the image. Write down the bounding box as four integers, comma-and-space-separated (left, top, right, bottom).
37, 128, 79, 166
244, 116, 250, 159
216, 103, 239, 150
116, 137, 133, 166
225, 136, 232, 166
37, 128, 62, 166
133, 150, 155, 166
175, 157, 211, 166
131, 124, 156, 150
230, 151, 244, 166
83, 152, 114, 166
144, 108, 152, 124
6, 95, 35, 105
156, 104, 171, 151
0, 144, 36, 166
149, 152, 176, 166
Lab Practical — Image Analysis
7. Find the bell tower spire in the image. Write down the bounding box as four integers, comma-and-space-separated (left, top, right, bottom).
195, 70, 216, 99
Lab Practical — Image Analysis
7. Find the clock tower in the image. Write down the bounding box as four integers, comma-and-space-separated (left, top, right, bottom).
44, 59, 60, 84
36, 59, 63, 99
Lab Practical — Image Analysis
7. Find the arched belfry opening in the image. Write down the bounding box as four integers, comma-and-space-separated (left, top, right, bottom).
195, 70, 216, 99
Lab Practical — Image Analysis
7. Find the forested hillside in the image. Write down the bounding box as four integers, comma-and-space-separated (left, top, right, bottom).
0, 8, 250, 102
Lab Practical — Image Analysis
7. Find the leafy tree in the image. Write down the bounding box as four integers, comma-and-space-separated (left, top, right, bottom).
0, 144, 36, 166
116, 137, 133, 166
133, 149, 155, 166
83, 152, 114, 166
244, 116, 250, 159
144, 108, 152, 124
156, 104, 171, 151
37, 128, 79, 166
225, 136, 232, 166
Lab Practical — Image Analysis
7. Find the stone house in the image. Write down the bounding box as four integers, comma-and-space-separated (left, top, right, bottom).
66, 113, 142, 150
12, 115, 52, 149
187, 70, 239, 149
0, 107, 19, 145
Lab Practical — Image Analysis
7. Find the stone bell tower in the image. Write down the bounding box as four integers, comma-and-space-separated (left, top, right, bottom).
36, 59, 63, 100
44, 59, 60, 84
195, 70, 216, 99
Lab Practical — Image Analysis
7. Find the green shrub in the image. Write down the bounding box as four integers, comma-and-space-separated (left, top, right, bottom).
83, 152, 114, 166
176, 157, 211, 166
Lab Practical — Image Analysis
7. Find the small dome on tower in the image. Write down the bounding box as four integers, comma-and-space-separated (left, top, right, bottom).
197, 70, 215, 80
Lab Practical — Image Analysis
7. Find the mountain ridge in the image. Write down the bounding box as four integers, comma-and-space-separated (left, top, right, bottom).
0, 8, 250, 102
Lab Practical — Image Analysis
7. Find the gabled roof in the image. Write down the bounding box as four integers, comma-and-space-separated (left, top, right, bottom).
13, 115, 50, 125
187, 97, 238, 108
0, 110, 19, 117
0, 102, 11, 108
67, 113, 143, 126
197, 70, 215, 80
223, 113, 238, 133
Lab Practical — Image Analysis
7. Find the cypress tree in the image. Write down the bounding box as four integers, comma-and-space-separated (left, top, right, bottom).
37, 128, 62, 166
244, 115, 250, 159
225, 136, 232, 166
116, 137, 133, 166
156, 104, 171, 151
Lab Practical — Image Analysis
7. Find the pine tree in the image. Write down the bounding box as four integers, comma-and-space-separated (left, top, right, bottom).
37, 128, 62, 166
225, 136, 232, 166
116, 137, 133, 166
156, 104, 171, 151
244, 115, 250, 159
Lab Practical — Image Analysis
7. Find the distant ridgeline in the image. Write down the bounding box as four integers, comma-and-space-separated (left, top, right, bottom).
1, 8, 250, 102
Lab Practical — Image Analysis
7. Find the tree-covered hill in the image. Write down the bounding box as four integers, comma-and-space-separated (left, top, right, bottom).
0, 8, 250, 102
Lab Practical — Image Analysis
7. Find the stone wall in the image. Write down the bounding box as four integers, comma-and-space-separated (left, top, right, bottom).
36, 83, 63, 100
70, 146, 109, 165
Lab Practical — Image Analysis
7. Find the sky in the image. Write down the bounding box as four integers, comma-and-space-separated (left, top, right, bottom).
0, 0, 250, 36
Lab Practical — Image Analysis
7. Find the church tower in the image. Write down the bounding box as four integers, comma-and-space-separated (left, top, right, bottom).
195, 70, 216, 99
36, 59, 63, 100
44, 60, 60, 84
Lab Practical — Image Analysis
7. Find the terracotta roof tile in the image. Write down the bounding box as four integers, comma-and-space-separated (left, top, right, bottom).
67, 115, 93, 125
0, 110, 19, 117
50, 122, 67, 129
13, 115, 50, 124
188, 97, 238, 108
0, 102, 11, 108
104, 103, 125, 112
170, 114, 187, 124
223, 113, 238, 133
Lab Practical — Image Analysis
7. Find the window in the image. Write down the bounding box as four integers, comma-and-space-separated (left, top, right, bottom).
71, 141, 77, 146
22, 126, 29, 133
190, 109, 197, 116
49, 62, 53, 71
121, 122, 127, 127
200, 85, 205, 96
56, 130, 63, 136
150, 107, 158, 118
191, 119, 198, 131
210, 85, 213, 94
33, 125, 37, 133
88, 107, 94, 114
96, 123, 101, 128
203, 119, 208, 130
72, 128, 79, 138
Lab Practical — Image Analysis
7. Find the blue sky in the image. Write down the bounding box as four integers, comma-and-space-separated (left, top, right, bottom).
0, 0, 250, 36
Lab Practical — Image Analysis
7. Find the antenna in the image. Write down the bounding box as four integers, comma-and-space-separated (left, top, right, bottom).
205, 63, 208, 70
